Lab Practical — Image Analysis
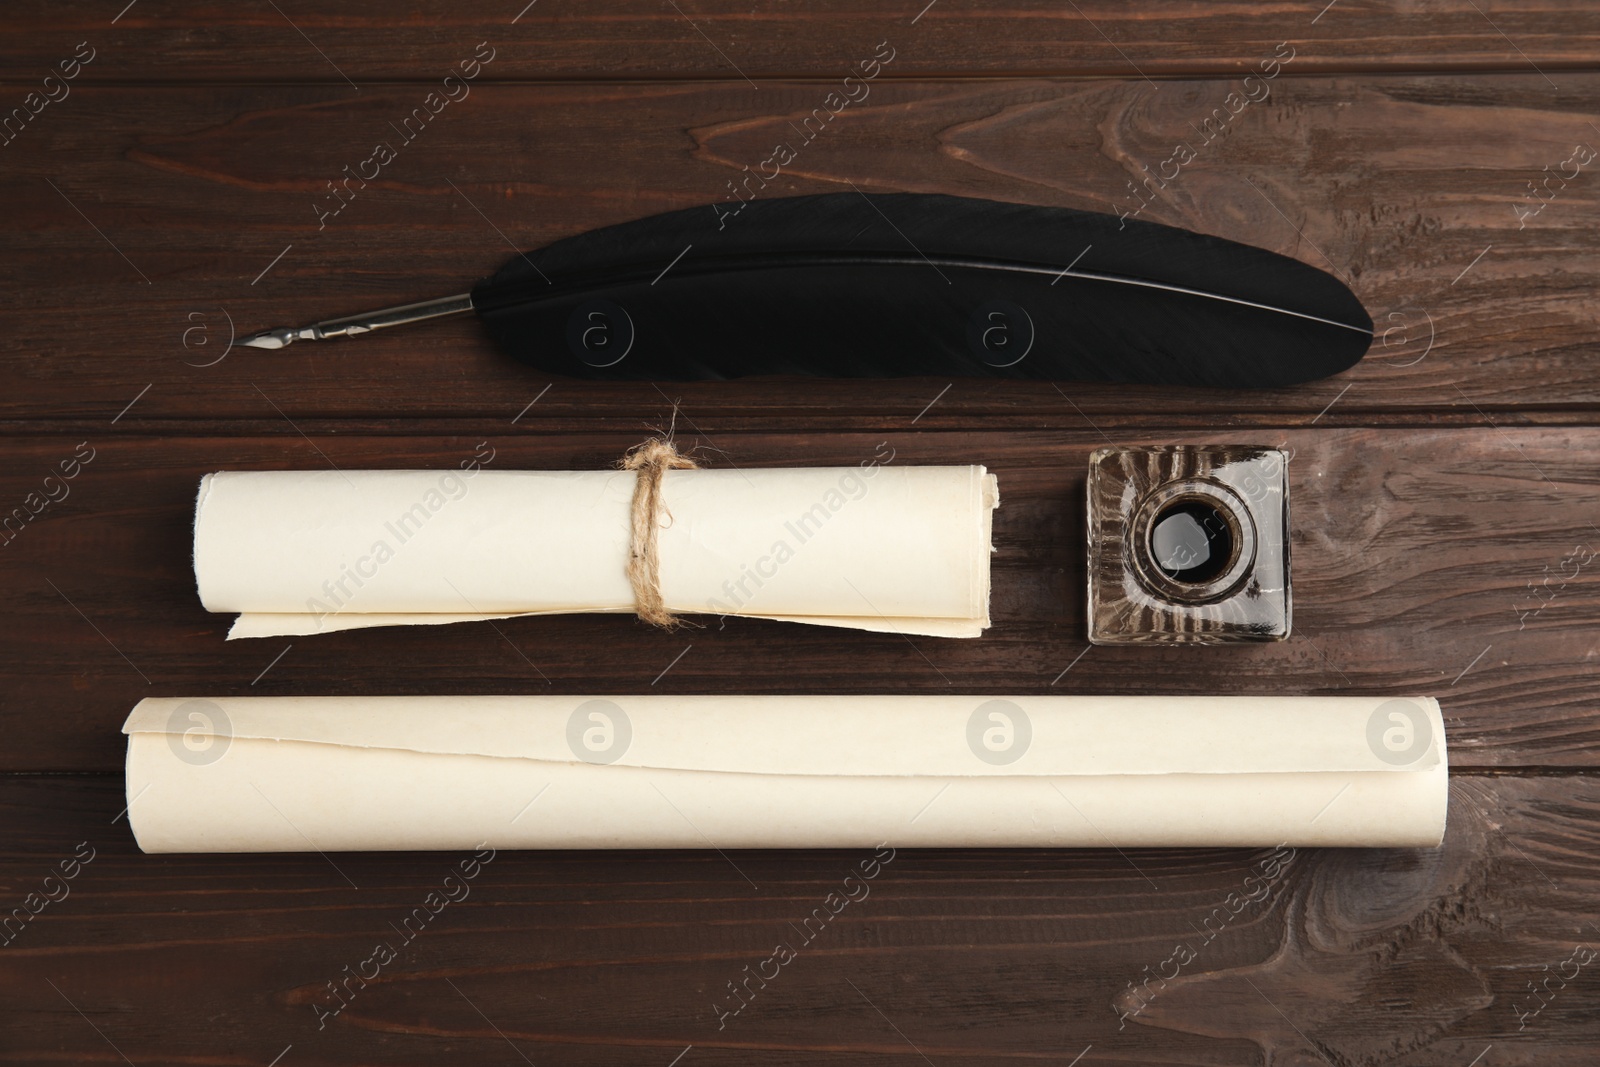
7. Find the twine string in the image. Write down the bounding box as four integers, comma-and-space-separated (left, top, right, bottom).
621, 437, 699, 627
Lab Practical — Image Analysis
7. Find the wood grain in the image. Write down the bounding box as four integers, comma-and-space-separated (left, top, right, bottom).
6, 1, 1600, 81
1, 75, 1597, 425
1, 427, 1594, 773
2, 773, 1596, 1066
5, 3, 1600, 1062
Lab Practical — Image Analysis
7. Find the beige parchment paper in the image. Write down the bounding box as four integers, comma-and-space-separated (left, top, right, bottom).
123, 694, 1448, 852
193, 466, 997, 639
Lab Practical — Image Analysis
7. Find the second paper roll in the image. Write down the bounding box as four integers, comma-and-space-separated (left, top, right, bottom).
123, 694, 1449, 853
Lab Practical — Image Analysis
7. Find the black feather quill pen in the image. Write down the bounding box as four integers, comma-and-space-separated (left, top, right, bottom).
241, 192, 1372, 388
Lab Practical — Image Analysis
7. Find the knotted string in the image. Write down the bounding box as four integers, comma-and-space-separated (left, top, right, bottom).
621, 437, 700, 627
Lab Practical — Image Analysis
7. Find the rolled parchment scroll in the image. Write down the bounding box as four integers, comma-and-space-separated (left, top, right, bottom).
123, 695, 1447, 853
193, 463, 997, 639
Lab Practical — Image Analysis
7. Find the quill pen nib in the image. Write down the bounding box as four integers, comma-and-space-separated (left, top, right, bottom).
238, 292, 476, 351
239, 327, 312, 350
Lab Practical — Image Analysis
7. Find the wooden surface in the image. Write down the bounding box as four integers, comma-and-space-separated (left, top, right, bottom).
3, 3, 1599, 1064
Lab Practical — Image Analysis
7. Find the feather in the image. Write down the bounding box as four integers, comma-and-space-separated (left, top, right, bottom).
242, 192, 1372, 388
471, 192, 1371, 387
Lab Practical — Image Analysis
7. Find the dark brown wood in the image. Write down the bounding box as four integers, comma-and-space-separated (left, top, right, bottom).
6, 4, 1600, 1063
1, 75, 1598, 425
3, 773, 1597, 1065
7, 1, 1600, 81
1, 428, 1595, 774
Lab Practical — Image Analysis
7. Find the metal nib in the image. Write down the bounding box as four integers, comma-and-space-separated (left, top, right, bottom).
235, 293, 475, 353
239, 327, 313, 350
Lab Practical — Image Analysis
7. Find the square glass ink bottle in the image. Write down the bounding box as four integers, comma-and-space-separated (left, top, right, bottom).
1087, 445, 1291, 644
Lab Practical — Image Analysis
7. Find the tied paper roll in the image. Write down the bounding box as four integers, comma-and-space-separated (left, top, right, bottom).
193, 464, 997, 639
123, 695, 1447, 853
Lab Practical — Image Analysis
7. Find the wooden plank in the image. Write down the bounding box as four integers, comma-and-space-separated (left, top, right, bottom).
7, 2, 1595, 1056
2, 427, 1594, 773
2, 771, 1595, 1064
3, 75, 1597, 424
6, 1, 1600, 82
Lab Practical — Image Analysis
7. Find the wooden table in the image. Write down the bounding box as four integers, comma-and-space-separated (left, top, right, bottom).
4, 3, 1598, 1064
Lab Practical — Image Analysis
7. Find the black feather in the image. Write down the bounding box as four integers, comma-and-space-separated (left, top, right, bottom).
471, 192, 1372, 388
